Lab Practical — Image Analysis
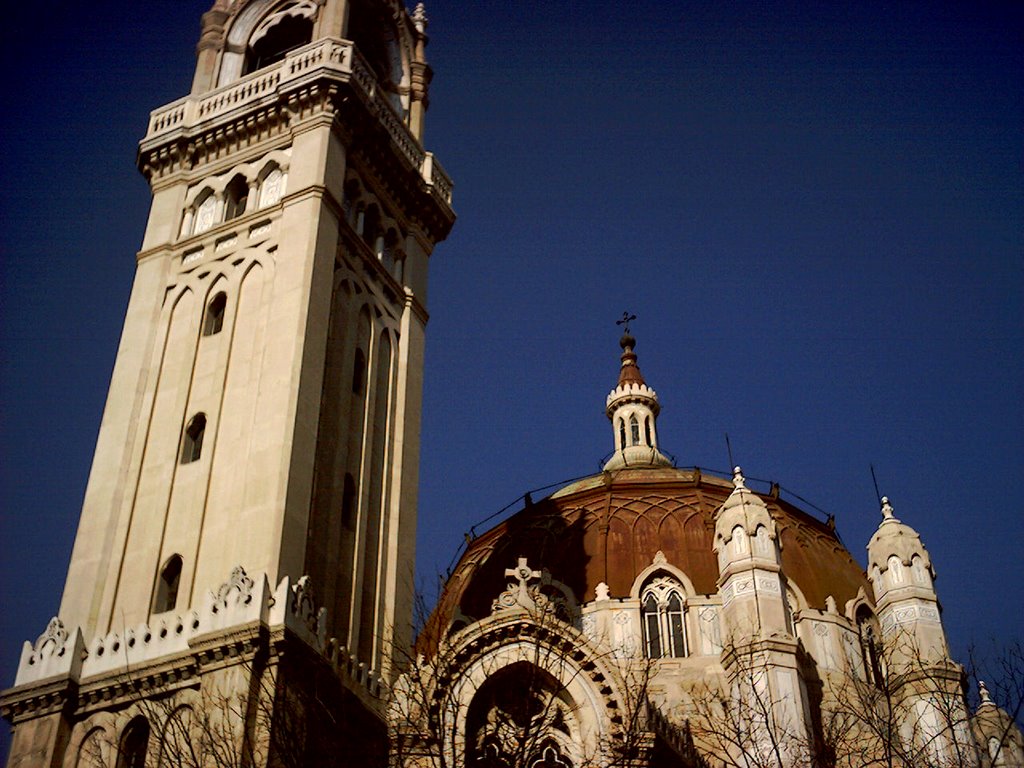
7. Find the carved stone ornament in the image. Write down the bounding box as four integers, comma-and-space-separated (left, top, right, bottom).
35, 617, 68, 654
213, 565, 254, 608
291, 575, 320, 633
595, 581, 610, 601
653, 550, 668, 566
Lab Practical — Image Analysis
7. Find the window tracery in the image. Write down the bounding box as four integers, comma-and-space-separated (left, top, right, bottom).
641, 575, 687, 658
258, 167, 284, 207
193, 192, 218, 235
467, 664, 577, 768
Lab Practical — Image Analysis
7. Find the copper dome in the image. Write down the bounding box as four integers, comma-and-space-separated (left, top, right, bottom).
429, 466, 871, 637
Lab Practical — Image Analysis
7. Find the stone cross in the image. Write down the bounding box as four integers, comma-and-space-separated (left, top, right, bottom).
506, 557, 541, 609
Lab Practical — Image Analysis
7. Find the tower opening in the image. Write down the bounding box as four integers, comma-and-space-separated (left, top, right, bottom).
224, 175, 249, 221
243, 16, 313, 75
153, 554, 183, 613
180, 413, 207, 464
203, 292, 227, 336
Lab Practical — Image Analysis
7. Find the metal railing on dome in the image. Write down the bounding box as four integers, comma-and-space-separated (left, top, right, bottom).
440, 460, 845, 584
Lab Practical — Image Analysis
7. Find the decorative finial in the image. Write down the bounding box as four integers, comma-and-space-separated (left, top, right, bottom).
880, 496, 895, 521
979, 680, 993, 706
412, 3, 428, 33
733, 466, 747, 490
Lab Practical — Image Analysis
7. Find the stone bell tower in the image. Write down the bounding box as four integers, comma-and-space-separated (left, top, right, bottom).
2, 1, 453, 765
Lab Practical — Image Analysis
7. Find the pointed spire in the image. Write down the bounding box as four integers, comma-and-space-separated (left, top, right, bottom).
617, 332, 646, 387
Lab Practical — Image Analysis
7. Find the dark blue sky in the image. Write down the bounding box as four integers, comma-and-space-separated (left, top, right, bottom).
1, 0, 1021, 739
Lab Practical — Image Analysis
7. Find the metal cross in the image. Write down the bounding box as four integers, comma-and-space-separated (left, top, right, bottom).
616, 311, 637, 334
505, 557, 541, 608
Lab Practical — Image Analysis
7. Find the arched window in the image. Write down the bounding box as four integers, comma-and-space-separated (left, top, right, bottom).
77, 727, 108, 768
731, 525, 748, 555
617, 418, 626, 449
888, 555, 904, 585
193, 191, 218, 235
629, 414, 640, 446
911, 554, 930, 586
754, 524, 772, 556
223, 175, 249, 220
117, 717, 150, 768
644, 416, 652, 446
641, 575, 687, 659
361, 205, 381, 250
856, 605, 883, 686
243, 15, 313, 75
258, 167, 284, 208
153, 554, 182, 613
466, 663, 578, 767
203, 292, 227, 336
157, 707, 193, 768
180, 413, 206, 464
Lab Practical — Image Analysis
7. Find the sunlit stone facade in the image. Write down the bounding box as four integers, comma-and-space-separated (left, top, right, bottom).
1, 3, 1020, 768
1, 0, 452, 765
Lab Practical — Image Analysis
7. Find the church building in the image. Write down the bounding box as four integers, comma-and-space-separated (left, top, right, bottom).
1, 1, 1020, 767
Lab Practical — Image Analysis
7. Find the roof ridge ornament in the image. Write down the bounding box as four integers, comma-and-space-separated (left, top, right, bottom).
880, 495, 896, 522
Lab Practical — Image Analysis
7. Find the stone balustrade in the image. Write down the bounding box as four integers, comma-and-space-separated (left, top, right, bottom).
143, 37, 452, 206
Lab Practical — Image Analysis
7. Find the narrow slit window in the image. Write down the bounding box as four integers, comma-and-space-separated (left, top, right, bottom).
203, 292, 227, 336
629, 414, 640, 446
644, 416, 652, 446
180, 413, 206, 464
618, 418, 626, 450
341, 473, 356, 530
153, 554, 183, 613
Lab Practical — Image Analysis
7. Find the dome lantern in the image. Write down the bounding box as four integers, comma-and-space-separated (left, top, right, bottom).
603, 328, 671, 471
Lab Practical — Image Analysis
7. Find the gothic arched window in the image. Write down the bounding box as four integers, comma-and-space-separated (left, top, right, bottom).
193, 191, 218, 235
153, 554, 182, 613
258, 167, 284, 208
618, 417, 626, 449
203, 292, 227, 336
644, 415, 652, 446
887, 555, 904, 585
856, 605, 884, 686
466, 662, 577, 767
117, 717, 150, 768
629, 414, 640, 446
641, 575, 687, 658
731, 525, 748, 556
180, 413, 206, 464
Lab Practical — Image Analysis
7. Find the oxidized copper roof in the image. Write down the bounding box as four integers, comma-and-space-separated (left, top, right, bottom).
423, 467, 871, 651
